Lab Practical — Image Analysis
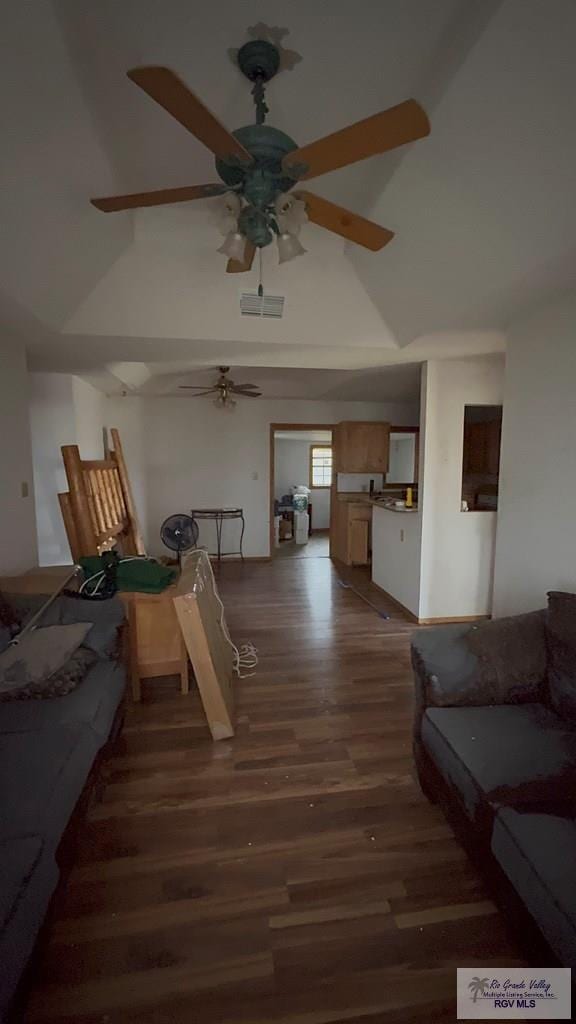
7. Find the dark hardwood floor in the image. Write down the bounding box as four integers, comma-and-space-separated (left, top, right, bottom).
27, 556, 523, 1023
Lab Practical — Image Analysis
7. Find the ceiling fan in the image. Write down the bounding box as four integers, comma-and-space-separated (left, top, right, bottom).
91, 26, 430, 275
179, 366, 262, 408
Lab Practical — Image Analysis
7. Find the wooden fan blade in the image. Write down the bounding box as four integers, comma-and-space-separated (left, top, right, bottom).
178, 388, 217, 396
231, 389, 261, 398
296, 191, 394, 251
127, 66, 253, 164
179, 385, 217, 390
231, 384, 260, 391
91, 183, 227, 213
282, 99, 430, 181
226, 241, 256, 274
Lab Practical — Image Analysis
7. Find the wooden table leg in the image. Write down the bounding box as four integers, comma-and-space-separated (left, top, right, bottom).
127, 599, 142, 702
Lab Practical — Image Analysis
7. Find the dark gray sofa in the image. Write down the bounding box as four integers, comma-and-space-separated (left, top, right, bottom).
0, 592, 126, 1022
412, 602, 576, 969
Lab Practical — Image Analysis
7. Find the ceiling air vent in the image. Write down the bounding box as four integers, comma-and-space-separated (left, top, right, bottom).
240, 291, 285, 319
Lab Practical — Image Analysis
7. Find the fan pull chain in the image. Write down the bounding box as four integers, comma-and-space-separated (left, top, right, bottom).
258, 247, 264, 298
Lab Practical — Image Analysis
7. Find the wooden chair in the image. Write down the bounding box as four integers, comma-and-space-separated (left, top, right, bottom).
58, 428, 188, 701
58, 428, 145, 561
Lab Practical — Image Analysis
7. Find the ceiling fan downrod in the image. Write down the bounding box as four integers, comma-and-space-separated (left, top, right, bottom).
237, 39, 281, 126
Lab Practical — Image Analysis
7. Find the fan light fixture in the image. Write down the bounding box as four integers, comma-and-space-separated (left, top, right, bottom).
215, 190, 307, 266
91, 26, 431, 282
179, 366, 262, 410
277, 231, 307, 263
217, 231, 247, 261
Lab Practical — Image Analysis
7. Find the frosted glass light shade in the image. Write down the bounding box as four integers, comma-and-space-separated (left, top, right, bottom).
275, 193, 308, 235
217, 192, 242, 235
213, 392, 236, 410
277, 232, 307, 264
218, 212, 238, 236
218, 232, 247, 261
223, 192, 241, 216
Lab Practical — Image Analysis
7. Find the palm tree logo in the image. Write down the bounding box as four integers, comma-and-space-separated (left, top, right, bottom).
468, 977, 490, 1003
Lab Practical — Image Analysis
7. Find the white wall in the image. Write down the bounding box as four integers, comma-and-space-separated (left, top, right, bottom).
337, 473, 385, 493
136, 397, 417, 558
0, 339, 37, 574
30, 373, 111, 565
387, 435, 416, 483
274, 437, 331, 529
493, 291, 576, 615
419, 356, 505, 619
372, 506, 422, 617
72, 377, 105, 459
29, 374, 75, 565
104, 395, 148, 549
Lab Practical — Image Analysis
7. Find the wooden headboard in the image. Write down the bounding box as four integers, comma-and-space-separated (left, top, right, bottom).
58, 428, 145, 561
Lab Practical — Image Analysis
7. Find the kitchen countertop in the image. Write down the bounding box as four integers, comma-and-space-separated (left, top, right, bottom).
336, 492, 418, 512
372, 501, 418, 514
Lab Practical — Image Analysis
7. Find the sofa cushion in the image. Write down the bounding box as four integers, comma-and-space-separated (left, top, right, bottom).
492, 807, 576, 968
0, 659, 125, 739
3, 592, 125, 659
0, 645, 97, 703
57, 594, 125, 658
546, 591, 576, 722
411, 611, 547, 712
0, 725, 100, 845
0, 836, 59, 1018
421, 704, 576, 820
0, 623, 91, 693
466, 611, 547, 704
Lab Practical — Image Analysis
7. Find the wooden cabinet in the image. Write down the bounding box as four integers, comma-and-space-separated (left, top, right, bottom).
331, 501, 372, 565
463, 420, 502, 476
334, 421, 390, 473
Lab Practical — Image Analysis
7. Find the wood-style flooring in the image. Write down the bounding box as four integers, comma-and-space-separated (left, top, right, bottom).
27, 556, 523, 1023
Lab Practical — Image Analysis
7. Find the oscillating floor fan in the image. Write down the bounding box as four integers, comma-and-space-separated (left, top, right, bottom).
160, 514, 199, 565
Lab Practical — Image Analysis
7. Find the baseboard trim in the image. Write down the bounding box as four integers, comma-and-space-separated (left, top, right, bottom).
418, 614, 491, 625
370, 583, 491, 625
370, 582, 419, 623
211, 556, 271, 563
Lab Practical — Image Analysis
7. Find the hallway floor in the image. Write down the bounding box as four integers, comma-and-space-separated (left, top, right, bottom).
28, 556, 522, 1023
274, 531, 330, 558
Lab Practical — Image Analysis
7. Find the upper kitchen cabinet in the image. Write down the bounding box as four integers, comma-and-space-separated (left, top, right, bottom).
334, 421, 390, 473
463, 408, 502, 477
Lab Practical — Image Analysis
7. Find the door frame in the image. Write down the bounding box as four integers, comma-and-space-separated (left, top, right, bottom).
269, 423, 335, 557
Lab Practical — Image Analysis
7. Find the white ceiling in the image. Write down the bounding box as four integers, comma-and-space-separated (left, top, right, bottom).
124, 361, 423, 402
2, 0, 576, 398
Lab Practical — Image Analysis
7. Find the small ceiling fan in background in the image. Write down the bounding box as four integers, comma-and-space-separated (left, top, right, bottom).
179, 366, 262, 408
90, 24, 431, 279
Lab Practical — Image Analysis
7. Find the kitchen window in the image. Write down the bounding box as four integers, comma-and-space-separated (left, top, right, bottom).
309, 445, 333, 489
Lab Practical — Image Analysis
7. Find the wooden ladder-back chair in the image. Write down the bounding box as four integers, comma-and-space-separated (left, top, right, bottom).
58, 428, 145, 561
58, 429, 189, 703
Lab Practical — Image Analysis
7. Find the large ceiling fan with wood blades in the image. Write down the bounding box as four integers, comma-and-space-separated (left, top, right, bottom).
91, 26, 430, 277
179, 366, 262, 408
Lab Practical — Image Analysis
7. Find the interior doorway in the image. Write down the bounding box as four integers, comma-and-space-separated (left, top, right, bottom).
269, 424, 334, 558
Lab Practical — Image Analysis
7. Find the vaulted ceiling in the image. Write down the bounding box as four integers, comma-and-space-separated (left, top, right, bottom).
2, 0, 575, 394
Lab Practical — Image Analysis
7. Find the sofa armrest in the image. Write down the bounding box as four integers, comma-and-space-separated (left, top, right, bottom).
411, 610, 548, 737
411, 624, 479, 736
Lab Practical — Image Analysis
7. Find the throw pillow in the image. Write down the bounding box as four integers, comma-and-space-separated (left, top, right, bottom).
466, 610, 547, 704
0, 645, 97, 702
546, 591, 576, 721
0, 623, 92, 694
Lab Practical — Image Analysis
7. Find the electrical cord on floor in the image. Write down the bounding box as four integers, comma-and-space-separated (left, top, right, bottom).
189, 548, 258, 678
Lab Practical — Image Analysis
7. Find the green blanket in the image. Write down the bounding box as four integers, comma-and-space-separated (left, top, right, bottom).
80, 556, 177, 594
